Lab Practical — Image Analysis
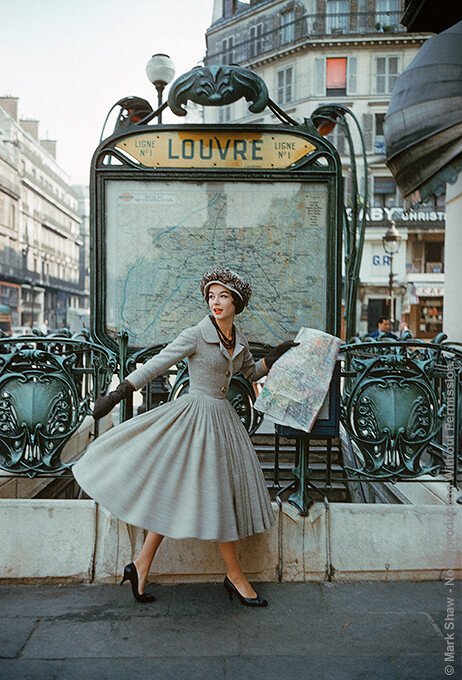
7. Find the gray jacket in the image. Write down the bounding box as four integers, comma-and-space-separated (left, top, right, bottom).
126, 315, 267, 398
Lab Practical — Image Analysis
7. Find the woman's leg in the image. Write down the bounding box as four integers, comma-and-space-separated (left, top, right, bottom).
218, 541, 257, 598
133, 531, 164, 594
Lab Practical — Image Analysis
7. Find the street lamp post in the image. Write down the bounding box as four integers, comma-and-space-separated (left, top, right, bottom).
311, 104, 369, 341
145, 54, 175, 124
382, 220, 401, 328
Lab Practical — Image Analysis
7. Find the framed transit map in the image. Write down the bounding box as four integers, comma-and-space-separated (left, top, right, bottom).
105, 179, 331, 348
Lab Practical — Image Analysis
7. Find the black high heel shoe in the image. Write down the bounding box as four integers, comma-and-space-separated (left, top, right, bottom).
120, 562, 155, 603
224, 576, 268, 607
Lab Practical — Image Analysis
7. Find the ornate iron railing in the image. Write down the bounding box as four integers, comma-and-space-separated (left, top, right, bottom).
272, 334, 461, 515
206, 10, 406, 66
0, 330, 116, 477
1, 329, 459, 513
341, 334, 460, 482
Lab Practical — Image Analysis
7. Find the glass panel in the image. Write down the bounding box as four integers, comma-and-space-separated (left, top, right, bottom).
375, 0, 400, 30
280, 10, 295, 44
326, 0, 349, 33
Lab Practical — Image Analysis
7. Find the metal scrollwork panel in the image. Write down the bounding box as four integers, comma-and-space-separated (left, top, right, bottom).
340, 340, 452, 481
0, 336, 116, 477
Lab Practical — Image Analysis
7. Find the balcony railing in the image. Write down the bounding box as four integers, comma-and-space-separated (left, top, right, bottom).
206, 11, 406, 65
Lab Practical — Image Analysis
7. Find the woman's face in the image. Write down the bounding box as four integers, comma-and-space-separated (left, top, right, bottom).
208, 284, 235, 323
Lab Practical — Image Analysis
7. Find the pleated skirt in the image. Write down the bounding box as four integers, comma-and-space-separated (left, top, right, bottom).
72, 393, 275, 542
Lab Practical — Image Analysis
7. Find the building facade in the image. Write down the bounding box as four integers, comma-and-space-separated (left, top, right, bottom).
0, 97, 87, 333
204, 0, 445, 338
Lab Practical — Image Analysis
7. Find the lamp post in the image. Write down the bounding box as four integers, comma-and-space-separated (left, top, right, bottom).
311, 103, 369, 341
145, 54, 175, 124
382, 220, 401, 328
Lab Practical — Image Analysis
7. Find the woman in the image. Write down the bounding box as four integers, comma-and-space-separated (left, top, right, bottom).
73, 267, 295, 606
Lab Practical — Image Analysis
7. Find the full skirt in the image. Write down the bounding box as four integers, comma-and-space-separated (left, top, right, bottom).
73, 393, 275, 542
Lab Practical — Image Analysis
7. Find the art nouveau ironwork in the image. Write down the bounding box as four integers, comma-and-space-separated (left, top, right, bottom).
0, 332, 116, 477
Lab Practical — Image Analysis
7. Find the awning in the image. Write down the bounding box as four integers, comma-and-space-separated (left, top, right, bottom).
384, 21, 462, 203
0, 304, 11, 314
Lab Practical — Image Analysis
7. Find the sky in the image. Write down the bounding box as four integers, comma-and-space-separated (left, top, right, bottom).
0, 0, 216, 185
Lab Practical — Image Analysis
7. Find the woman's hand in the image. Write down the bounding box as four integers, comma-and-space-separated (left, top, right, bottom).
264, 341, 299, 370
93, 380, 135, 420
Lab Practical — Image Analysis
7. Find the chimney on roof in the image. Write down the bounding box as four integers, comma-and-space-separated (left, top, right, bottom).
20, 119, 39, 140
41, 139, 57, 159
0, 96, 19, 121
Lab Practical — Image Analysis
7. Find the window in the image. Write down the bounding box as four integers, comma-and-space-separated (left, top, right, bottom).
9, 203, 15, 228
315, 56, 357, 96
277, 67, 293, 105
280, 10, 295, 45
219, 105, 232, 123
375, 56, 399, 94
222, 37, 234, 65
327, 124, 347, 155
373, 176, 397, 208
374, 113, 386, 154
422, 193, 446, 210
326, 58, 347, 96
424, 241, 444, 273
326, 0, 349, 34
249, 23, 263, 58
375, 0, 400, 31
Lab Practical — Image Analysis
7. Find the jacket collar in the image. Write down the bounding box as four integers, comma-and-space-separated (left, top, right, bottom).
199, 315, 245, 360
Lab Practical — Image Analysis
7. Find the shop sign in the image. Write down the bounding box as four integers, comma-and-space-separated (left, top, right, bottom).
413, 284, 444, 297
346, 207, 445, 222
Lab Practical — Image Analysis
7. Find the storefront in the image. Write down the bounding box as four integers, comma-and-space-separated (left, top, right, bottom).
408, 283, 444, 338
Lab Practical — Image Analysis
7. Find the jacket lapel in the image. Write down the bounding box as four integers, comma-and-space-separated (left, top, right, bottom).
199, 315, 245, 362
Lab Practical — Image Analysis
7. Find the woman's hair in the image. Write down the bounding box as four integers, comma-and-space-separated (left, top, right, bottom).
230, 291, 245, 314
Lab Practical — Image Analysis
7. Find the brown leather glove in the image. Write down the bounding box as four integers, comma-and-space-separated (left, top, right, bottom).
93, 380, 134, 420
264, 341, 299, 370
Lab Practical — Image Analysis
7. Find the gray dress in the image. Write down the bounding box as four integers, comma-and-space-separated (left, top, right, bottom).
73, 316, 276, 542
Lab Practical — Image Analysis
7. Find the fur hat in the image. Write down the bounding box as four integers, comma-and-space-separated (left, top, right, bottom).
200, 266, 252, 314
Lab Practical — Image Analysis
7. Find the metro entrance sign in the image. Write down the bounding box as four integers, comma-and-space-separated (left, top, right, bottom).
116, 130, 316, 169
90, 65, 342, 356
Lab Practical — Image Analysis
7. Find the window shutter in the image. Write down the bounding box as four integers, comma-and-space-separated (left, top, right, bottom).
362, 113, 373, 152
315, 57, 326, 96
375, 57, 385, 94
347, 56, 357, 95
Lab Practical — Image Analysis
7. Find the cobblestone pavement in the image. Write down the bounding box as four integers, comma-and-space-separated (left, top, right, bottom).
0, 581, 460, 679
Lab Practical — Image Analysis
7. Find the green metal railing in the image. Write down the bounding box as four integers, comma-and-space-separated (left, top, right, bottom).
272, 334, 461, 515
0, 329, 458, 518
0, 330, 116, 478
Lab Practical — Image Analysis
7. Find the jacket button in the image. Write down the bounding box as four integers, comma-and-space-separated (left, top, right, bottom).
221, 386, 227, 393
225, 370, 230, 377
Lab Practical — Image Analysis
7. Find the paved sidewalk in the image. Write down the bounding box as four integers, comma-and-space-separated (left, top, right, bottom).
0, 581, 460, 680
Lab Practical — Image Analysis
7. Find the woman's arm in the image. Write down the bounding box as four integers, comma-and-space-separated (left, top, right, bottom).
125, 326, 198, 390
239, 345, 267, 382
92, 326, 198, 420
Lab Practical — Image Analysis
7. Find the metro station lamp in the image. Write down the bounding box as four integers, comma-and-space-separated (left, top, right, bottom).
382, 220, 401, 327
145, 54, 176, 124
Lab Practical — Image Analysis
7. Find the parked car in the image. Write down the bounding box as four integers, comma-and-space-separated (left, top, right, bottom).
11, 326, 34, 336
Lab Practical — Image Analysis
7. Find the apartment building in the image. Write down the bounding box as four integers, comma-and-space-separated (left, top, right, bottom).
0, 97, 87, 332
204, 0, 443, 337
